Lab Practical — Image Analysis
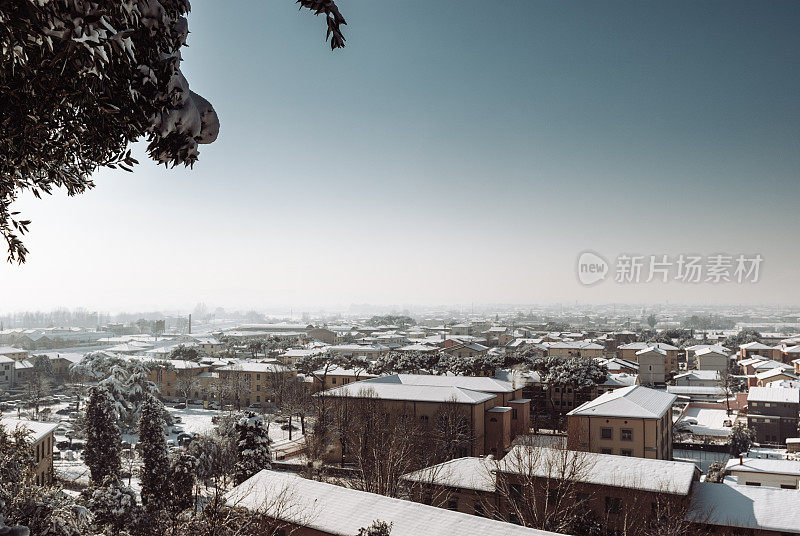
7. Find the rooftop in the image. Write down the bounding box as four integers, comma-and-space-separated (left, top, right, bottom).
401, 457, 498, 492
567, 385, 676, 418
366, 373, 517, 393
688, 482, 800, 534
496, 446, 698, 495
319, 381, 495, 404
1, 418, 58, 442
226, 470, 565, 536
747, 387, 800, 404
725, 457, 800, 477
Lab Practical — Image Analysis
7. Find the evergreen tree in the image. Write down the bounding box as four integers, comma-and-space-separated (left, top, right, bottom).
234, 412, 272, 485
728, 423, 756, 456
83, 475, 144, 534
357, 520, 392, 536
85, 387, 122, 484
168, 451, 198, 514
138, 395, 170, 512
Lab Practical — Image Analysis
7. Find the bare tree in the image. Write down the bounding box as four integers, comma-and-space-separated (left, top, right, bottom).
175, 373, 200, 407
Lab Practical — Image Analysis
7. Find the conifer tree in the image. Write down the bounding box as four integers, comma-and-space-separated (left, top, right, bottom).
168, 451, 198, 514
233, 412, 271, 485
84, 387, 122, 483
138, 394, 170, 512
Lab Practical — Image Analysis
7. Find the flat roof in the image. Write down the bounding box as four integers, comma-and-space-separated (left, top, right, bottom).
725, 457, 800, 477
747, 387, 800, 404
226, 470, 565, 536
319, 381, 495, 404
367, 373, 517, 393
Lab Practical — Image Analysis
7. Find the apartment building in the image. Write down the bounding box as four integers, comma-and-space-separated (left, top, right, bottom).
216, 362, 296, 407
635, 346, 667, 384
2, 418, 58, 486
146, 359, 207, 400
544, 341, 604, 358
0, 356, 14, 388
319, 374, 530, 458
694, 347, 730, 372
725, 457, 800, 489
618, 342, 679, 373
566, 385, 676, 460
310, 364, 377, 390
402, 447, 699, 532
739, 341, 780, 361
226, 469, 564, 536
747, 387, 800, 445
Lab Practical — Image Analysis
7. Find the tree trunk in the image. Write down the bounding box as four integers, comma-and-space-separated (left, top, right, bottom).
288, 414, 293, 441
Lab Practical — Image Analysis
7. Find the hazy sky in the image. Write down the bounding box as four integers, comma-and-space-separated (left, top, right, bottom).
1, 0, 799, 313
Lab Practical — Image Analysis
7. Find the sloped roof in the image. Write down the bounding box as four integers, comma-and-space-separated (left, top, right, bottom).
367, 373, 516, 393
739, 341, 774, 350
747, 386, 800, 404
496, 446, 697, 495
401, 457, 497, 492
619, 342, 678, 351
688, 482, 800, 534
725, 457, 800, 477
319, 381, 495, 404
2, 418, 58, 442
567, 385, 676, 418
636, 346, 666, 356
755, 368, 797, 381
226, 470, 565, 536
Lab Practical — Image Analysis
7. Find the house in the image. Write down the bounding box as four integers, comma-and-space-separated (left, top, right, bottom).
635, 346, 666, 385
325, 344, 390, 360
694, 347, 730, 373
278, 347, 327, 367
596, 357, 638, 375
543, 341, 604, 358
673, 370, 720, 387
318, 374, 530, 458
44, 353, 84, 383
724, 457, 800, 489
618, 342, 679, 373
1, 418, 58, 486
14, 359, 34, 386
0, 356, 14, 388
0, 346, 28, 361
306, 327, 339, 345
688, 481, 800, 535
403, 447, 699, 531
755, 368, 798, 387
566, 385, 676, 459
226, 469, 565, 536
739, 341, 779, 361
746, 387, 800, 445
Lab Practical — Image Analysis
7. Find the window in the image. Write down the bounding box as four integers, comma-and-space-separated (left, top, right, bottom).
781, 484, 797, 489
601, 427, 612, 439
601, 448, 613, 455
605, 496, 622, 514
256, 384, 261, 391
621, 428, 633, 441
512, 408, 518, 419
420, 415, 429, 424
256, 373, 261, 380
256, 396, 261, 402
621, 449, 632, 457
510, 484, 523, 501
576, 492, 589, 503
474, 503, 484, 517
447, 498, 458, 511
331, 377, 337, 384
745, 481, 761, 486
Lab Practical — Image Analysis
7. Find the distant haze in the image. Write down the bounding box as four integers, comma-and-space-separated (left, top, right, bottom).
1, 0, 798, 312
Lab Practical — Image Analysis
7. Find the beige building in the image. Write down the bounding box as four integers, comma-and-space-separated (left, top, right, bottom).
319, 374, 531, 458
725, 457, 800, 489
2, 418, 58, 486
216, 361, 296, 407
635, 346, 666, 384
694, 347, 730, 372
544, 341, 604, 358
566, 385, 676, 460
619, 342, 679, 373
0, 346, 28, 361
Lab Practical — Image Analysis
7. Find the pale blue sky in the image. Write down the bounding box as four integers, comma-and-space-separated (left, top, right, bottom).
1, 0, 798, 312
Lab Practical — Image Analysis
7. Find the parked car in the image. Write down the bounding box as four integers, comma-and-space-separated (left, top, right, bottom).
56, 440, 71, 450
248, 402, 263, 409
173, 403, 186, 409
53, 451, 61, 460
172, 416, 183, 423
207, 402, 221, 410
166, 439, 176, 447
172, 426, 184, 434
177, 433, 193, 444
280, 423, 298, 431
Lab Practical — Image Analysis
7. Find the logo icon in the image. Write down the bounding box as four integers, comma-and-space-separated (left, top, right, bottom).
577, 251, 609, 286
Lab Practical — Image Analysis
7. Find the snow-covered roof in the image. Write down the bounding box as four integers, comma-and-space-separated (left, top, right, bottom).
313, 365, 377, 378
673, 370, 720, 381
226, 470, 564, 536
216, 362, 291, 373
496, 446, 698, 495
544, 341, 603, 350
667, 385, 726, 397
0, 346, 26, 354
319, 381, 495, 404
596, 357, 639, 371
725, 457, 800, 477
635, 346, 666, 356
694, 346, 730, 357
282, 348, 327, 358
567, 385, 676, 418
366, 373, 517, 393
688, 482, 800, 534
739, 341, 775, 350
0, 355, 13, 364
401, 457, 497, 492
755, 368, 798, 381
2, 418, 58, 442
686, 344, 731, 353
619, 342, 678, 351
747, 387, 800, 404
784, 345, 800, 353
751, 359, 793, 371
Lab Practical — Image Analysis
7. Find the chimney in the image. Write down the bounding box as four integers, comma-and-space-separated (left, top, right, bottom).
188, 314, 192, 335
739, 455, 743, 465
